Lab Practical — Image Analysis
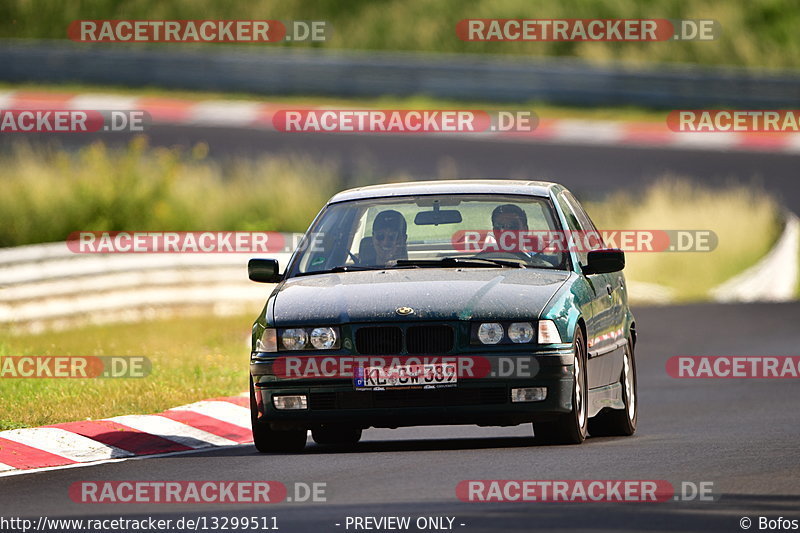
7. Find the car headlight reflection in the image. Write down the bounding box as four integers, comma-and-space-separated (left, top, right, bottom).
508, 322, 534, 343
310, 327, 338, 350
477, 322, 504, 345
274, 327, 341, 351
472, 321, 538, 345
280, 328, 308, 350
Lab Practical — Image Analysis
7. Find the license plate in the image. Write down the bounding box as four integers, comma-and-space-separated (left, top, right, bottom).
354, 363, 457, 390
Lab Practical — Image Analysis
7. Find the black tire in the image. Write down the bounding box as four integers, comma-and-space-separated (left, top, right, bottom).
588, 338, 637, 437
311, 426, 362, 446
534, 327, 588, 445
250, 380, 308, 453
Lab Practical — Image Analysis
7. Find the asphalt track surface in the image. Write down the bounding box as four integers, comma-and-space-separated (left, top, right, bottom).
1, 128, 799, 532
1, 303, 799, 532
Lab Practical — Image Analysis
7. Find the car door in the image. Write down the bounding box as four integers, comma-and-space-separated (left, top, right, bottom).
556, 192, 610, 388
559, 191, 625, 388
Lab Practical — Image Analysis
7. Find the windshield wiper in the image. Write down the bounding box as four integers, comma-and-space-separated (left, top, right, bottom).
394, 257, 526, 269
294, 265, 384, 277
295, 257, 525, 276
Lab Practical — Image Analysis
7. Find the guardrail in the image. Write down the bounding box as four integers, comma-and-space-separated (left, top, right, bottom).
2, 40, 800, 108
2, 221, 796, 333
0, 241, 291, 333
711, 213, 799, 302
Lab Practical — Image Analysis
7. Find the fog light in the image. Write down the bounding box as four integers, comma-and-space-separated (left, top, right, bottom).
272, 394, 308, 410
511, 387, 547, 402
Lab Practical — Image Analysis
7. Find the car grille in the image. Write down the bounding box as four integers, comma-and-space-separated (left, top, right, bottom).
355, 324, 454, 355
355, 326, 403, 355
406, 325, 454, 354
308, 387, 507, 410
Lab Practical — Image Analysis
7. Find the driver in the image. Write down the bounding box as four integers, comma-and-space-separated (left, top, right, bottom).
491, 204, 528, 232
369, 209, 408, 265
488, 204, 532, 256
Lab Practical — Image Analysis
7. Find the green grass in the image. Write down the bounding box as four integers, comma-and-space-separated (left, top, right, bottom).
1, 0, 799, 69
0, 138, 346, 246
584, 178, 782, 301
0, 81, 670, 122
0, 314, 253, 429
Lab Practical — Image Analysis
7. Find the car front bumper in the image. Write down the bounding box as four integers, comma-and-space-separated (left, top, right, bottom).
250, 350, 575, 430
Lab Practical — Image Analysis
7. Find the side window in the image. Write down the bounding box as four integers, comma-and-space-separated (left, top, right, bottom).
556, 193, 587, 266
557, 194, 581, 232
563, 191, 601, 236
558, 191, 604, 266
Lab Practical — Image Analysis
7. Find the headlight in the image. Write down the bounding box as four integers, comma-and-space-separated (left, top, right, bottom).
256, 328, 277, 352
508, 322, 534, 343
275, 327, 341, 351
477, 323, 504, 344
310, 327, 338, 350
281, 328, 308, 350
538, 320, 563, 344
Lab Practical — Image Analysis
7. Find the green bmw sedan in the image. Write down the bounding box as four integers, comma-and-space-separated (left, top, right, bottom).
248, 180, 637, 452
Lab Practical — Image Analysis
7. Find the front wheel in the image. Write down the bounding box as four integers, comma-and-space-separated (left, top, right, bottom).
250, 380, 308, 453
534, 328, 588, 445
588, 339, 637, 437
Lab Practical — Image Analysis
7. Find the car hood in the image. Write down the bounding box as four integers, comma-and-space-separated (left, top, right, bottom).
271, 268, 570, 324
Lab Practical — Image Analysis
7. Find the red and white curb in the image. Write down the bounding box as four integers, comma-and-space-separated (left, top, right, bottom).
0, 394, 253, 476
1, 90, 799, 153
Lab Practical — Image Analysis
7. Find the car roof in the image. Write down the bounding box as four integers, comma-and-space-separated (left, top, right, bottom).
327, 180, 561, 204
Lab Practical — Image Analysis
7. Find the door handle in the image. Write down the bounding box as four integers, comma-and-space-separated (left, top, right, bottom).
606, 284, 613, 296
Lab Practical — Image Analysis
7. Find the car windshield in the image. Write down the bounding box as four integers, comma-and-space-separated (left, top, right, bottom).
286, 194, 569, 277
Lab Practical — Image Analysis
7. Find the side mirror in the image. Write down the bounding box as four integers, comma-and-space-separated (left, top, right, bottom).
582, 249, 625, 275
248, 258, 282, 283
